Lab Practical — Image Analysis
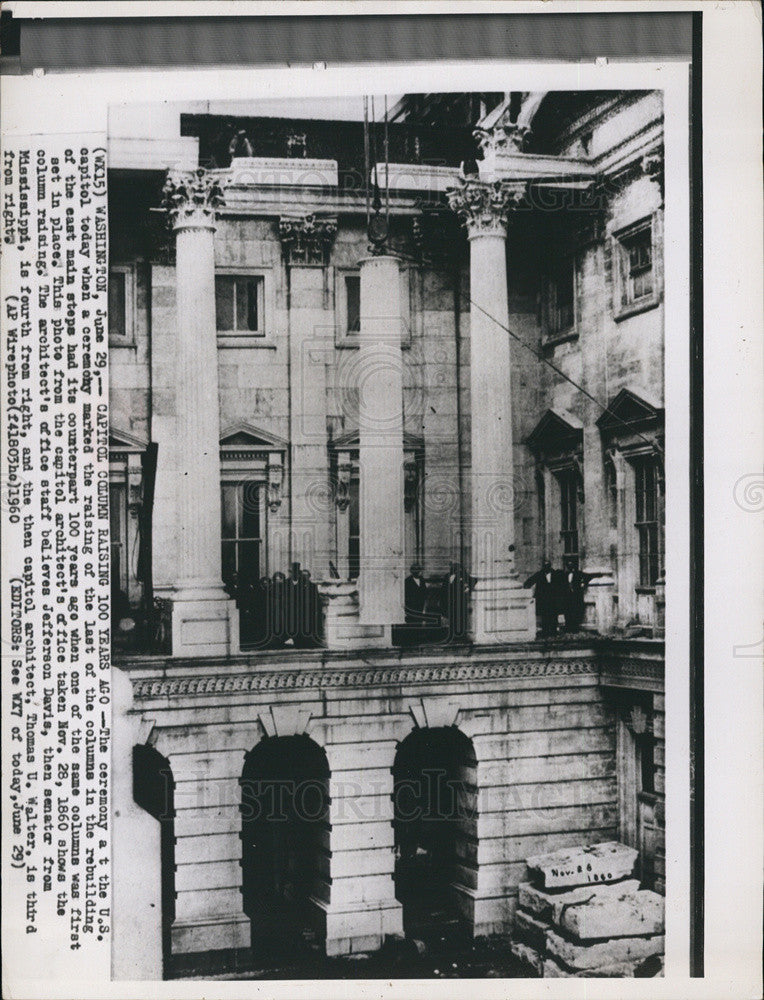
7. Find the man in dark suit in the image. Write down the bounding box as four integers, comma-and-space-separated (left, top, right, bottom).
524, 560, 565, 637
441, 562, 474, 641
562, 558, 606, 632
404, 563, 428, 625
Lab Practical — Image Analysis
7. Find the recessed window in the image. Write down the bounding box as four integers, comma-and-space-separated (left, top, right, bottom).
613, 218, 659, 318
109, 266, 133, 344
221, 480, 266, 591
557, 468, 581, 569
215, 274, 265, 336
546, 257, 575, 338
345, 274, 361, 335
634, 455, 664, 587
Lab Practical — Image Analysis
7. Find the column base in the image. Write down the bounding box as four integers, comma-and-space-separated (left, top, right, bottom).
471, 577, 535, 644
453, 883, 516, 937
171, 912, 250, 955
312, 896, 404, 957
584, 570, 616, 634
168, 596, 239, 658
318, 581, 391, 649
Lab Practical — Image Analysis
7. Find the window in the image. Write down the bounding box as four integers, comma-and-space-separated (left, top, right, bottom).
345, 275, 361, 335
545, 257, 575, 338
634, 456, 664, 587
558, 469, 580, 569
335, 267, 412, 348
110, 482, 128, 594
612, 217, 659, 318
109, 266, 134, 344
348, 476, 360, 580
215, 274, 265, 336
605, 458, 618, 530
221, 481, 266, 592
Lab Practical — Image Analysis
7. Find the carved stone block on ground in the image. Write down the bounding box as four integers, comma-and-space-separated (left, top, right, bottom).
518, 878, 641, 923
513, 909, 548, 952
526, 841, 638, 889
545, 926, 664, 971
558, 888, 664, 941
510, 940, 543, 976
543, 956, 640, 978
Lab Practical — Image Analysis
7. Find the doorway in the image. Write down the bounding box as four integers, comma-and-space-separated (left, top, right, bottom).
240, 735, 330, 958
392, 726, 477, 945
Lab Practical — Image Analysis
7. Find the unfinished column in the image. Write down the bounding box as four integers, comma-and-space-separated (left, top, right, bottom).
357, 254, 405, 628
447, 178, 534, 642
162, 168, 238, 656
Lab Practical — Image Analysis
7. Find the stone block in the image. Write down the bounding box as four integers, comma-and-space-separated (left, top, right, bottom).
510, 940, 543, 976
513, 909, 548, 952
171, 914, 250, 955
330, 873, 396, 906
558, 889, 664, 941
518, 878, 641, 923
526, 841, 638, 889
542, 956, 641, 978
174, 886, 245, 922
545, 926, 664, 972
175, 858, 241, 892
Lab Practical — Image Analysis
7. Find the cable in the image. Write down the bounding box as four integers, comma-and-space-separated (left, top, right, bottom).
468, 296, 665, 457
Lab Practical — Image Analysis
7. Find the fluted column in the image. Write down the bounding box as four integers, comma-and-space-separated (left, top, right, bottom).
162, 169, 238, 657
447, 178, 534, 642
358, 254, 405, 628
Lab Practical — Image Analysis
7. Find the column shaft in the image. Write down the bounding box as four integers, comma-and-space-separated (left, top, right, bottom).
357, 255, 405, 626
447, 177, 535, 642
174, 222, 227, 596
162, 169, 238, 656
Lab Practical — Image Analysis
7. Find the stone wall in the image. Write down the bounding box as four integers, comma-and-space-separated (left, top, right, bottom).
114, 641, 627, 966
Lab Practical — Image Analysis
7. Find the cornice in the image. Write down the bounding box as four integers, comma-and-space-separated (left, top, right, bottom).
130, 656, 599, 702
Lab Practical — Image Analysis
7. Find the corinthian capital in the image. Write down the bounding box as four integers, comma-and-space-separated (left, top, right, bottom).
446, 178, 526, 238
162, 168, 226, 229
279, 214, 338, 265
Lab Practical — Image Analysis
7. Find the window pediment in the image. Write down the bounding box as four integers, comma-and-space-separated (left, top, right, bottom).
220, 423, 288, 451
109, 427, 147, 453
330, 429, 424, 454
527, 409, 583, 455
596, 388, 663, 438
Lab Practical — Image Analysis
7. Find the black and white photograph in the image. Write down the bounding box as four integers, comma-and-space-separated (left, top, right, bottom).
107, 87, 669, 980
1, 5, 762, 1000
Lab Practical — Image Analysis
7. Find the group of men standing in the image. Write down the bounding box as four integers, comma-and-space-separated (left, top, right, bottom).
404, 562, 475, 640
524, 559, 603, 636
227, 557, 598, 648
405, 559, 600, 640
228, 562, 322, 649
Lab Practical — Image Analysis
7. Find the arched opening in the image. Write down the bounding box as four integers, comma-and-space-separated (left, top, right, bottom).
240, 735, 330, 958
393, 727, 478, 945
132, 744, 176, 972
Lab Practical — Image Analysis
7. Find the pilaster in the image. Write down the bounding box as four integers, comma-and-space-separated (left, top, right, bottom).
279, 215, 337, 577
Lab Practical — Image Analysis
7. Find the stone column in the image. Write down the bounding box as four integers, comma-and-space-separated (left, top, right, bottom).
162, 169, 238, 657
447, 178, 534, 642
357, 254, 406, 630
